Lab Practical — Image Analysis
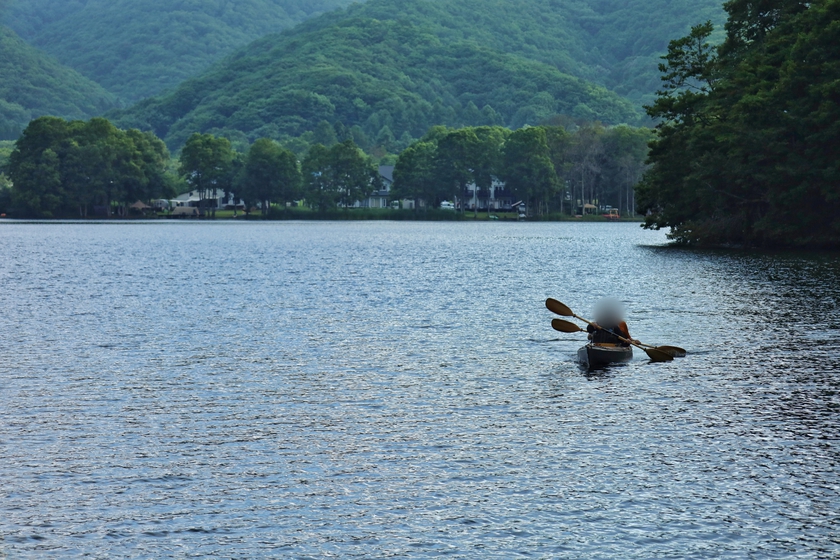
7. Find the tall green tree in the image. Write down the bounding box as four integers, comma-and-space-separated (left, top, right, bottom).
600, 126, 652, 216
302, 140, 379, 211
434, 129, 480, 210
179, 133, 234, 218
500, 127, 557, 216
8, 117, 68, 217
329, 139, 380, 209
470, 126, 509, 216
544, 126, 574, 214
302, 144, 334, 212
392, 140, 440, 210
240, 138, 301, 216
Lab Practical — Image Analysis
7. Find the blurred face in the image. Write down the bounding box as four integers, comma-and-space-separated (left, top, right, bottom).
594, 298, 624, 325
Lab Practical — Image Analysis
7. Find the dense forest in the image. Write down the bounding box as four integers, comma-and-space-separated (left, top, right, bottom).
108, 0, 724, 152
3, 0, 361, 102
638, 0, 840, 248
2, 0, 724, 107
110, 19, 637, 153
0, 25, 118, 140
0, 0, 724, 148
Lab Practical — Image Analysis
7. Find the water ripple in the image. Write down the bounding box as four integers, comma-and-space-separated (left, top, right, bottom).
0, 222, 838, 558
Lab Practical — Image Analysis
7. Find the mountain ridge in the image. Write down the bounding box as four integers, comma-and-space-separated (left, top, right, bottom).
109, 11, 641, 151
0, 24, 119, 140
4, 0, 363, 102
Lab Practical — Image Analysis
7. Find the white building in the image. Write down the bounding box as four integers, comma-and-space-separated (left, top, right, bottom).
172, 189, 245, 210
462, 178, 515, 211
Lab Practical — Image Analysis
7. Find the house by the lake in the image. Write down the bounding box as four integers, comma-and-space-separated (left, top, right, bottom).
171, 190, 245, 211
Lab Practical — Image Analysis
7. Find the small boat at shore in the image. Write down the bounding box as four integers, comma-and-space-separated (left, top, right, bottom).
578, 343, 633, 367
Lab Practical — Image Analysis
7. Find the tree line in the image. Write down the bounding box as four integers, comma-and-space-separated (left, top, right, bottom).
3, 116, 381, 218
392, 123, 652, 216
2, 115, 651, 218
180, 132, 380, 217
638, 0, 840, 248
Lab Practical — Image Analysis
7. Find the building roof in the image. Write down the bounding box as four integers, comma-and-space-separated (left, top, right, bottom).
379, 166, 395, 183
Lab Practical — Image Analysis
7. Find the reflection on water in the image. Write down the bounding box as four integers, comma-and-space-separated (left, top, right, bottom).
0, 221, 838, 558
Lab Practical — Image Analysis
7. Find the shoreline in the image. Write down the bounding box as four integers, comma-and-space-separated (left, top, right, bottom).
0, 217, 647, 224
0, 210, 646, 224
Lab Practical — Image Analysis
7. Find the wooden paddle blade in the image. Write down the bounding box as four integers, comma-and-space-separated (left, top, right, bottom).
639, 342, 687, 358
545, 298, 574, 317
551, 319, 583, 333
656, 346, 687, 358
644, 347, 674, 362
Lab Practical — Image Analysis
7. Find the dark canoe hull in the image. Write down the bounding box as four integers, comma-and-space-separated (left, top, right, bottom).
578, 344, 633, 367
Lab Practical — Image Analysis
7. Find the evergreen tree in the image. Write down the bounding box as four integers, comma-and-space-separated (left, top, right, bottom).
639, 0, 840, 247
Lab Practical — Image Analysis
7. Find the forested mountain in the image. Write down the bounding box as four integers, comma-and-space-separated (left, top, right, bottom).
0, 25, 118, 140
110, 0, 723, 151
4, 0, 362, 102
319, 0, 724, 107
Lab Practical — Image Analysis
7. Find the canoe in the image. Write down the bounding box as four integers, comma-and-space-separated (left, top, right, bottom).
578, 343, 633, 367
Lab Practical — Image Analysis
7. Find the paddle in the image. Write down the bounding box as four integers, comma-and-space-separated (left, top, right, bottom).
546, 298, 685, 357
639, 342, 686, 358
551, 318, 584, 333
545, 298, 674, 362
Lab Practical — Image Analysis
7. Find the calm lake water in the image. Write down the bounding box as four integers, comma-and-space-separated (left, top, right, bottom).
1, 221, 838, 558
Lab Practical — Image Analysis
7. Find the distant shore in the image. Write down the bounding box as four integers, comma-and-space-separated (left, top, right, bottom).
0, 209, 646, 223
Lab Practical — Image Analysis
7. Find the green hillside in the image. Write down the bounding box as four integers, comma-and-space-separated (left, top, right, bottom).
109, 0, 724, 150
0, 25, 119, 140
5, 0, 362, 102
328, 0, 724, 107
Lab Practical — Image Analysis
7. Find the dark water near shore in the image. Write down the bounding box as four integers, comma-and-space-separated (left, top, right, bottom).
1, 221, 838, 558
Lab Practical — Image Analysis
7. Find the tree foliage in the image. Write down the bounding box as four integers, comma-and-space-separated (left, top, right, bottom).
301, 139, 379, 212
394, 123, 651, 215
7, 117, 172, 217
179, 133, 235, 217
501, 127, 559, 215
638, 0, 839, 248
238, 138, 301, 215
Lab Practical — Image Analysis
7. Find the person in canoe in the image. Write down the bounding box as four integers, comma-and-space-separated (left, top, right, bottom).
587, 298, 640, 346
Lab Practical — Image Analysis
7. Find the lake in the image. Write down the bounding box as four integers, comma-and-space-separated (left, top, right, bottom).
1, 221, 838, 558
